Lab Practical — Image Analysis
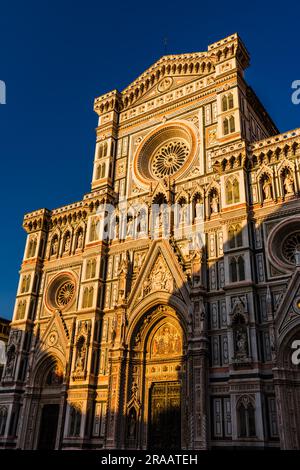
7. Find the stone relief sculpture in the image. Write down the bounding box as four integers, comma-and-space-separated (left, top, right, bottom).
262, 178, 272, 201
3, 330, 21, 379
51, 237, 58, 255
73, 321, 90, 379
143, 256, 173, 295
77, 231, 83, 249
210, 192, 219, 213
64, 234, 71, 252
283, 174, 294, 195
235, 328, 248, 357
75, 338, 86, 373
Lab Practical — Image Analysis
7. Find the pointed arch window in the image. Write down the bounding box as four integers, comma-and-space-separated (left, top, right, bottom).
229, 115, 235, 133
96, 165, 101, 180
229, 255, 245, 282
230, 257, 237, 282
27, 237, 37, 258
69, 405, 81, 437
223, 116, 236, 136
238, 398, 256, 438
0, 406, 8, 436
223, 118, 229, 135
98, 142, 108, 159
222, 95, 228, 112
21, 275, 31, 293
226, 178, 240, 204
221, 93, 234, 112
101, 162, 106, 179
228, 225, 243, 249
238, 256, 245, 280
89, 219, 98, 242
82, 286, 94, 308
16, 300, 27, 320
86, 259, 96, 279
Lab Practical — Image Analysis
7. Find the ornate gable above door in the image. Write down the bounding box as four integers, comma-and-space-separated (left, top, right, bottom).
128, 239, 190, 312
275, 268, 300, 345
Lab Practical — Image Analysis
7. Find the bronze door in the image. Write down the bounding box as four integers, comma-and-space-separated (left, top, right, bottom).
37, 404, 60, 449
148, 381, 181, 449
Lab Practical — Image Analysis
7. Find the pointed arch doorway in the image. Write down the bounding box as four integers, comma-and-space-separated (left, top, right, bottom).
126, 306, 187, 450
148, 380, 181, 449
36, 360, 64, 450
275, 329, 300, 449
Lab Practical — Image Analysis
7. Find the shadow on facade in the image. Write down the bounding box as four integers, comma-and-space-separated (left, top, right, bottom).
1, 188, 300, 450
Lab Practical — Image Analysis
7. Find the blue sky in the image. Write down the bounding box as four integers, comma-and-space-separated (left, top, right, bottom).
0, 0, 299, 319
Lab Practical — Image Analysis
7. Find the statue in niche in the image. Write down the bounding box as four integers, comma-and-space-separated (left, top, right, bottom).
284, 174, 294, 195
5, 345, 16, 377
235, 328, 248, 358
262, 179, 272, 201
111, 314, 118, 343
115, 218, 120, 240
0, 341, 6, 365
139, 213, 147, 234
75, 339, 86, 373
64, 234, 71, 252
118, 254, 129, 300
210, 193, 219, 214
128, 408, 137, 439
51, 238, 58, 255
126, 217, 134, 238
195, 200, 203, 220
77, 232, 83, 249
183, 204, 189, 224
112, 284, 118, 306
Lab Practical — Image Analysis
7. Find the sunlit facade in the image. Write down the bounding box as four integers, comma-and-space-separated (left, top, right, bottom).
1, 33, 300, 449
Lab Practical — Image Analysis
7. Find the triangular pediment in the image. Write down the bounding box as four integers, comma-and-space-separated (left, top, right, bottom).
275, 268, 300, 344
36, 310, 69, 362
128, 239, 190, 311
131, 75, 200, 108
94, 34, 246, 116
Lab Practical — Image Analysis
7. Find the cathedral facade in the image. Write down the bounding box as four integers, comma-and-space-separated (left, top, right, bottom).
1, 33, 300, 450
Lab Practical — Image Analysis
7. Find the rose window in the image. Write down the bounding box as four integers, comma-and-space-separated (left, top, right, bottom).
151, 140, 189, 178
133, 122, 198, 185
56, 281, 75, 307
282, 232, 300, 264
45, 272, 77, 311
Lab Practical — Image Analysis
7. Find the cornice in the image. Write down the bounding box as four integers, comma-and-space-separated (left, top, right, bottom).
93, 33, 248, 118
248, 128, 300, 155
116, 75, 238, 136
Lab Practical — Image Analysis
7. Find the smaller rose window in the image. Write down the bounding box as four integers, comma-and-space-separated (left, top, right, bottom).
56, 281, 75, 307
151, 140, 189, 178
282, 232, 300, 264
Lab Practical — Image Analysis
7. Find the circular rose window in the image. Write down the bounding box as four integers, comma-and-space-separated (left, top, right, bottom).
151, 140, 189, 178
267, 217, 300, 272
133, 121, 198, 185
45, 272, 76, 311
56, 281, 75, 307
282, 232, 300, 264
